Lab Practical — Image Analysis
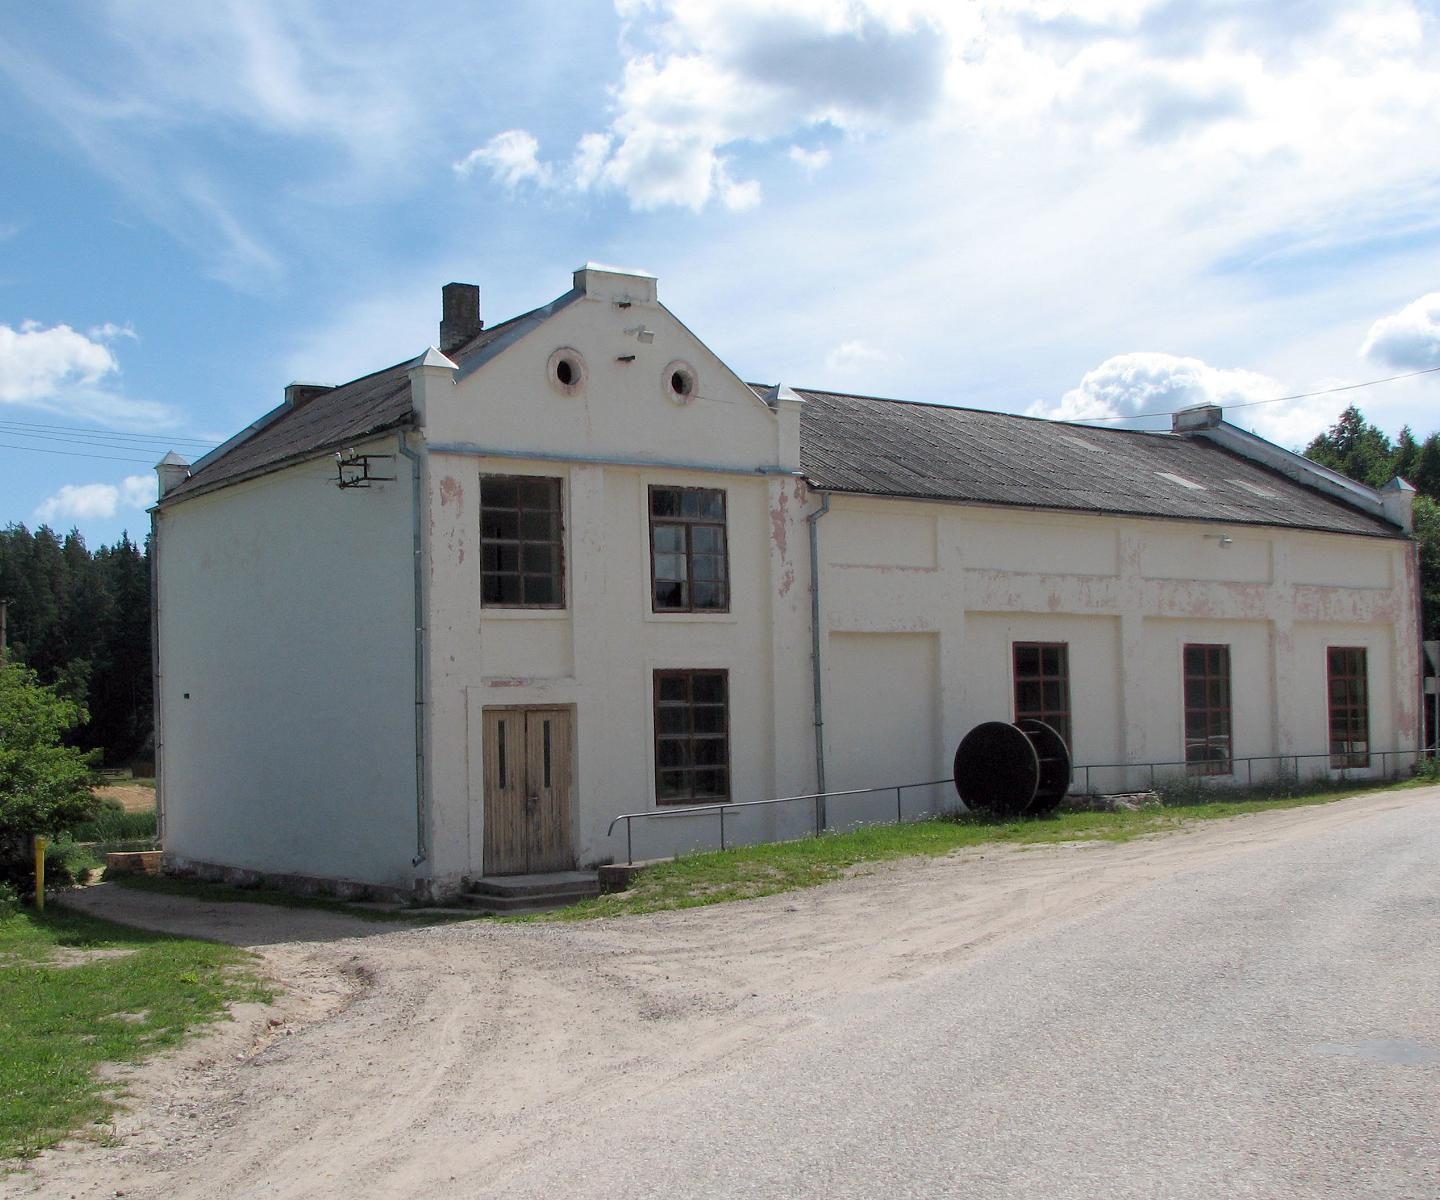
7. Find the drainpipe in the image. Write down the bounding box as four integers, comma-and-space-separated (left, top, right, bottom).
148, 508, 164, 845
807, 492, 831, 824
396, 430, 428, 868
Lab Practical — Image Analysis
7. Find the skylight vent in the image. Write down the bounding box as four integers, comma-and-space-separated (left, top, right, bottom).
1155, 471, 1206, 491
1058, 434, 1105, 453
1229, 478, 1279, 499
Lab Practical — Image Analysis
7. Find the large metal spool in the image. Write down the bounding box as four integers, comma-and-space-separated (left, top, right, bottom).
952, 719, 1071, 817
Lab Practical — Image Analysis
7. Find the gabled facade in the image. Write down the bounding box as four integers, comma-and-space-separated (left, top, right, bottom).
152, 265, 1423, 899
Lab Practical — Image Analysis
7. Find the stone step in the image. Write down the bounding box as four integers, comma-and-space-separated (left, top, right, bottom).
457, 886, 600, 916
467, 871, 600, 900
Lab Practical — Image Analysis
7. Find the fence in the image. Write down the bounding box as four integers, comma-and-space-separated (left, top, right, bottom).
606, 746, 1434, 865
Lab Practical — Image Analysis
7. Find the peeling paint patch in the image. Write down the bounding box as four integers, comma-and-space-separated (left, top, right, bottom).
439, 476, 464, 514
770, 487, 790, 558
486, 677, 532, 688
779, 562, 795, 597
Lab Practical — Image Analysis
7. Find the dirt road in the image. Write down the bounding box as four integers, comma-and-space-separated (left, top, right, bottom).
8, 788, 1437, 1198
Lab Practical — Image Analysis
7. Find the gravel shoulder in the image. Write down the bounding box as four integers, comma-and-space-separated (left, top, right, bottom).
6, 788, 1435, 1199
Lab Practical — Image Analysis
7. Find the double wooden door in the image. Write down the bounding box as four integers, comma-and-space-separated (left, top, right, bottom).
482, 707, 574, 875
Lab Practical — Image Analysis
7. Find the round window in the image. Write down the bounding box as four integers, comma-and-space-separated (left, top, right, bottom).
547, 347, 586, 394
664, 360, 698, 405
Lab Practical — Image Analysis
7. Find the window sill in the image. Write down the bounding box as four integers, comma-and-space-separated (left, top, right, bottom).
481, 607, 571, 621
643, 609, 738, 625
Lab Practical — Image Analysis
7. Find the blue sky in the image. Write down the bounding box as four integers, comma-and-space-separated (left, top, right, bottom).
2, 0, 1439, 546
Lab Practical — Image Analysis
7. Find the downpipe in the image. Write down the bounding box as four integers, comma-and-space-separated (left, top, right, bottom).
807, 491, 831, 827
397, 430, 428, 868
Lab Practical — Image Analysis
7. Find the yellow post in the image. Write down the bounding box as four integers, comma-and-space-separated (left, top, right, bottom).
34, 836, 47, 912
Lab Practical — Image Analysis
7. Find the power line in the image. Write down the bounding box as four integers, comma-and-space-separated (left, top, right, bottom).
0, 441, 157, 464
1075, 363, 1440, 424
0, 419, 218, 447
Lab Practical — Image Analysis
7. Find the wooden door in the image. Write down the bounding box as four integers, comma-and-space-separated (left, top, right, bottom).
482, 707, 574, 875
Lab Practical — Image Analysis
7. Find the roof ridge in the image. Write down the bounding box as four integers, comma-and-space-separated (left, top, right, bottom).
773, 383, 1176, 437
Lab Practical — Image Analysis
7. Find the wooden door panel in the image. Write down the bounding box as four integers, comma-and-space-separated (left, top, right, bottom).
482, 709, 528, 875
526, 709, 574, 872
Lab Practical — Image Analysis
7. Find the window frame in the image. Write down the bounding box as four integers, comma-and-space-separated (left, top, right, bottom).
1327, 646, 1370, 769
648, 485, 729, 614
652, 669, 731, 805
479, 474, 565, 610
1012, 642, 1072, 750
1183, 643, 1232, 776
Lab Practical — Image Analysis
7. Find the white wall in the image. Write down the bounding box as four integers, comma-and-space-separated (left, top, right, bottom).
815, 496, 1421, 800
156, 438, 418, 889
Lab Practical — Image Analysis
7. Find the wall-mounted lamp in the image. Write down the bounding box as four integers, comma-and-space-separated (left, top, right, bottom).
624, 325, 655, 344
1205, 533, 1234, 547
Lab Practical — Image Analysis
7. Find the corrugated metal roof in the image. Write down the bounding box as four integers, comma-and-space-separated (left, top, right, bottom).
790, 388, 1399, 537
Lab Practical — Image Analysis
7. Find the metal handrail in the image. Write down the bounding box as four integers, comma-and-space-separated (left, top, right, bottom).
607, 778, 954, 864
606, 747, 1434, 865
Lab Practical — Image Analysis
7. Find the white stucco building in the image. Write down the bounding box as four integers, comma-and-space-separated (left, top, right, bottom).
151, 265, 1423, 899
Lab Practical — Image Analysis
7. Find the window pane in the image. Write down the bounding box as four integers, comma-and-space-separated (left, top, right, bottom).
693, 769, 726, 797
692, 673, 726, 703
651, 488, 679, 516
1014, 645, 1039, 675
693, 705, 726, 734
698, 491, 724, 519
693, 737, 726, 765
521, 510, 555, 540
658, 770, 688, 799
522, 545, 555, 575
657, 738, 690, 768
654, 553, 686, 582
658, 675, 689, 703
481, 478, 518, 508
680, 490, 704, 517
482, 510, 519, 540
692, 582, 723, 609
692, 553, 725, 582
692, 525, 722, 554
517, 477, 555, 508
483, 574, 520, 604
652, 524, 684, 553
522, 575, 556, 605
656, 705, 688, 734
655, 580, 686, 609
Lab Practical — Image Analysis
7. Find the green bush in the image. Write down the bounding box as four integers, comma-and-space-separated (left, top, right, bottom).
0, 881, 16, 918
42, 839, 102, 886
1, 662, 103, 886
66, 807, 157, 843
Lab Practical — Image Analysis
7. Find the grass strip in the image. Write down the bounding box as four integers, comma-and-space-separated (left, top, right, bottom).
545, 779, 1428, 921
0, 905, 270, 1160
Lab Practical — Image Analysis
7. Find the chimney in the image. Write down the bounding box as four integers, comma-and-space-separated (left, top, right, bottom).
1172, 403, 1223, 432
285, 382, 334, 409
440, 282, 482, 354
155, 451, 191, 499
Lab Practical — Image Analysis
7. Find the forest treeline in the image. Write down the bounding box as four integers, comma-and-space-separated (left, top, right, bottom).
0, 404, 1435, 768
1304, 406, 1439, 642
0, 526, 151, 765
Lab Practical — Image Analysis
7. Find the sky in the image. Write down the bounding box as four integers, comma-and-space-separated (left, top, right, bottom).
2, 0, 1439, 547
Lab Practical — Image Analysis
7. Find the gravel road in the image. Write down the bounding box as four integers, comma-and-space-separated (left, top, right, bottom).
9, 787, 1439, 1199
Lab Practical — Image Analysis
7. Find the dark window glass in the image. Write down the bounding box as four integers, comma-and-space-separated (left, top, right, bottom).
649, 486, 728, 613
653, 670, 730, 804
1327, 647, 1369, 768
480, 475, 564, 608
1013, 642, 1071, 750
1183, 644, 1232, 776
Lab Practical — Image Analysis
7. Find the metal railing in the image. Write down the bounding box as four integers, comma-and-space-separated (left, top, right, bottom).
1071, 747, 1429, 795
607, 778, 954, 865
606, 746, 1436, 865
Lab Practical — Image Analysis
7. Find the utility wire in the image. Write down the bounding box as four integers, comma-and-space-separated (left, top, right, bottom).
1076, 364, 1440, 423
0, 441, 157, 464
0, 419, 218, 447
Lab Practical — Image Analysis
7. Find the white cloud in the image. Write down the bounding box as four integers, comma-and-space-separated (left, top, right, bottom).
120, 474, 157, 508
1361, 292, 1440, 370
0, 320, 172, 425
0, 322, 119, 403
788, 145, 831, 174
33, 474, 156, 525
1031, 352, 1283, 424
825, 339, 891, 376
453, 130, 552, 188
